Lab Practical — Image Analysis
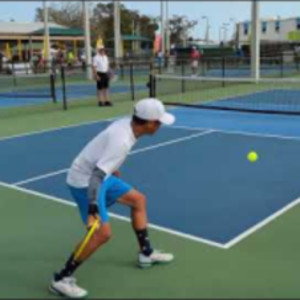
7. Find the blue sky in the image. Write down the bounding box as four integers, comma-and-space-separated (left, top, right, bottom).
0, 1, 300, 41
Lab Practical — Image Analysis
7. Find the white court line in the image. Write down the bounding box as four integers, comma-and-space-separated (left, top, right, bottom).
1, 110, 300, 143
1, 100, 300, 143
0, 118, 116, 142
14, 168, 69, 186
13, 129, 214, 186
0, 180, 226, 249
170, 124, 300, 142
224, 196, 300, 249
129, 130, 213, 155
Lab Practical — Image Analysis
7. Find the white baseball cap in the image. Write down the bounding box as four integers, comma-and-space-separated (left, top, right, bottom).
134, 98, 175, 125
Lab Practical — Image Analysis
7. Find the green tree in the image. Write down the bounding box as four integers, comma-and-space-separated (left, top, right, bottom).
34, 3, 196, 52
168, 15, 198, 45
35, 2, 83, 29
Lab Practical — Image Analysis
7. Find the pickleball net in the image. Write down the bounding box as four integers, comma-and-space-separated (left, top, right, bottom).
151, 74, 300, 115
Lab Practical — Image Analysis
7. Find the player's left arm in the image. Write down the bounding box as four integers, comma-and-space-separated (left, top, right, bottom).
87, 167, 106, 228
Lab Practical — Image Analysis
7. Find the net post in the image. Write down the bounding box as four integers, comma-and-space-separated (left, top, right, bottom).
222, 56, 226, 87
120, 62, 124, 80
149, 73, 156, 98
159, 56, 162, 74
50, 72, 57, 103
130, 62, 135, 101
164, 55, 169, 73
60, 66, 68, 110
181, 60, 185, 93
280, 52, 284, 78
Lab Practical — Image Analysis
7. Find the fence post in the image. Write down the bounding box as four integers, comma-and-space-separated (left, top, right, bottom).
61, 66, 67, 110
181, 60, 185, 93
129, 63, 135, 101
120, 62, 124, 80
222, 56, 226, 87
149, 73, 156, 98
280, 52, 284, 78
50, 72, 57, 103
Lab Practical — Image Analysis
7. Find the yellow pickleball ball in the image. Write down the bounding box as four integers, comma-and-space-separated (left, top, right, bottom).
247, 151, 258, 162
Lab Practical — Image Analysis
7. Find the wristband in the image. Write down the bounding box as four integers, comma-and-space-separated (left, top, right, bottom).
88, 203, 99, 215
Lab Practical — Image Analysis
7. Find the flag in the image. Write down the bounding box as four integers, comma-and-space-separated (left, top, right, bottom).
96, 36, 104, 49
18, 39, 23, 61
5, 43, 12, 60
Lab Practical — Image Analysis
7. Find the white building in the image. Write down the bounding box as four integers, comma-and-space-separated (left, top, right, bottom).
237, 16, 300, 46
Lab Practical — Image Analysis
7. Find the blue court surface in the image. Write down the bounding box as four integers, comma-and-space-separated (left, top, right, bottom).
1, 107, 300, 249
0, 82, 147, 108
205, 89, 300, 113
204, 65, 299, 77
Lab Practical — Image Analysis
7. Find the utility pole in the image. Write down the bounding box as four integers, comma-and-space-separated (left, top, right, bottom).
83, 0, 92, 79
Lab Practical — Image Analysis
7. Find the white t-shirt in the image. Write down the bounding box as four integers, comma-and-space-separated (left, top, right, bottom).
67, 118, 137, 188
93, 54, 109, 73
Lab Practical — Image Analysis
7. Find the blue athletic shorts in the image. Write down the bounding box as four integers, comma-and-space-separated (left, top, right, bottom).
68, 175, 132, 224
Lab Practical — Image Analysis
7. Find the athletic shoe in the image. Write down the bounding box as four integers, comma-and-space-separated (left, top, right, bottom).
49, 276, 88, 298
105, 101, 113, 106
138, 249, 174, 268
98, 102, 105, 107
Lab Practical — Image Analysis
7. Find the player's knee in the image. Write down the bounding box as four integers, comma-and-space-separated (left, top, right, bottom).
135, 193, 147, 210
95, 225, 112, 244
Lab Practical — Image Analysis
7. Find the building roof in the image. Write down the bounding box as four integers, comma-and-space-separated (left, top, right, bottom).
31, 27, 84, 37
107, 35, 153, 42
0, 21, 66, 35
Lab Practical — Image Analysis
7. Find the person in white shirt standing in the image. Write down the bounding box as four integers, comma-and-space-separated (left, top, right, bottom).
92, 45, 112, 107
49, 98, 176, 298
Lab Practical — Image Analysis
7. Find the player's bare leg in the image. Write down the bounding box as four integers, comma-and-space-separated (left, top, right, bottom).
103, 89, 112, 106
98, 90, 105, 106
50, 222, 111, 298
119, 189, 174, 268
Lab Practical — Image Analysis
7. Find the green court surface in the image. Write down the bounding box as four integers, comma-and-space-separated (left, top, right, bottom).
1, 86, 300, 299
1, 181, 300, 299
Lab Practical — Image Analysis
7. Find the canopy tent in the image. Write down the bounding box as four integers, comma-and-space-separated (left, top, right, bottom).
30, 27, 84, 37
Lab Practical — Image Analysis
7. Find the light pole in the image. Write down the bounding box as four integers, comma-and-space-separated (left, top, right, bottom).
222, 23, 230, 45
43, 1, 51, 69
114, 0, 121, 60
165, 1, 170, 55
219, 26, 224, 44
202, 16, 209, 44
229, 18, 237, 47
83, 0, 92, 79
160, 0, 165, 56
